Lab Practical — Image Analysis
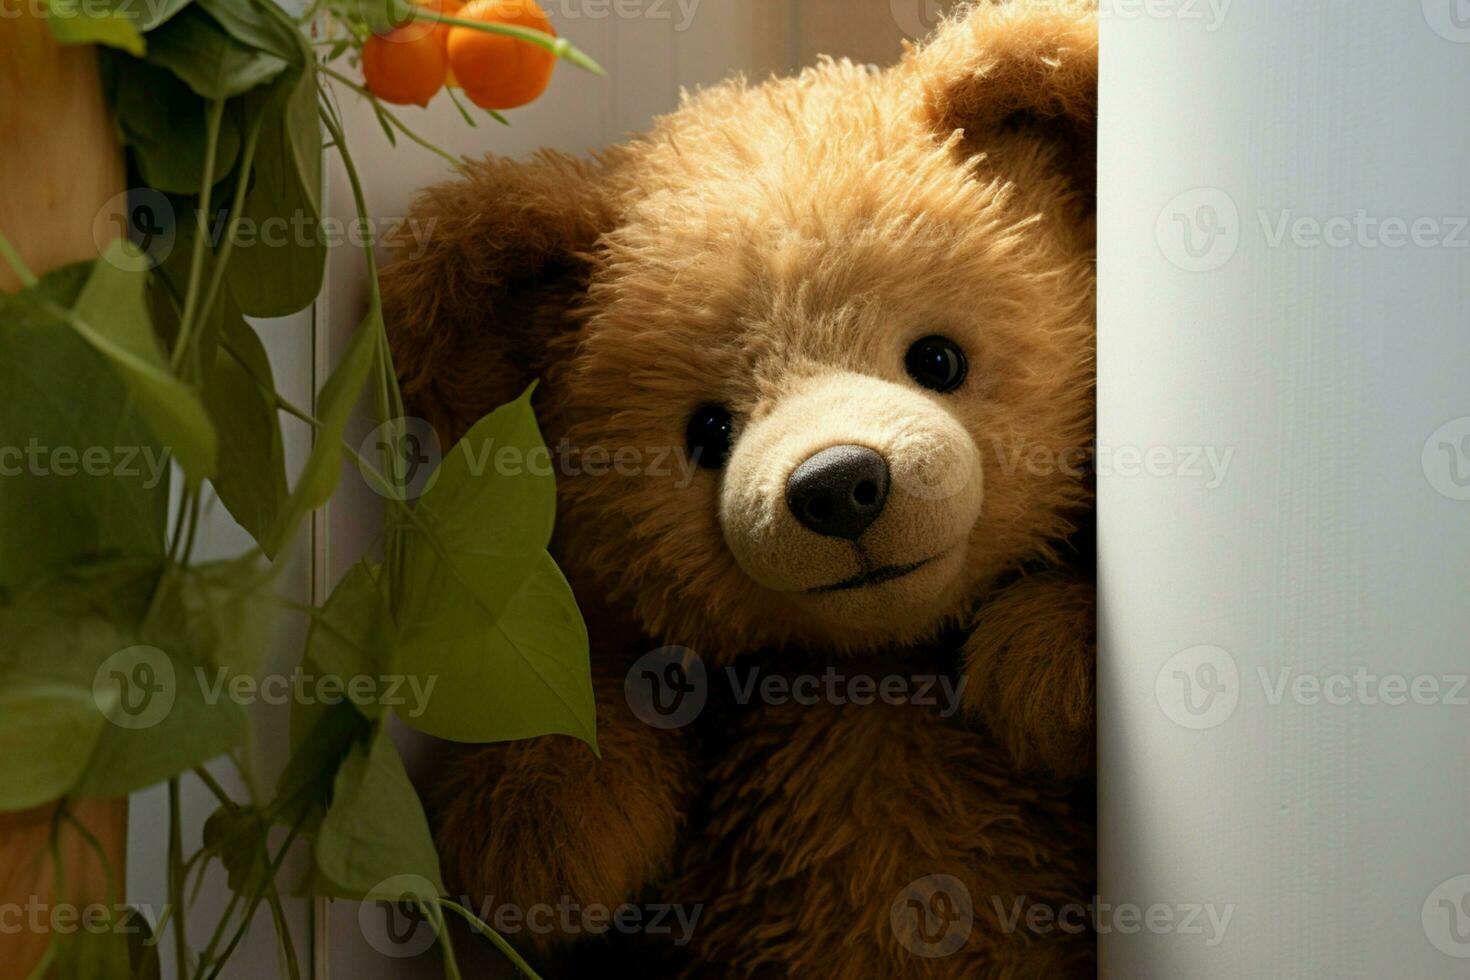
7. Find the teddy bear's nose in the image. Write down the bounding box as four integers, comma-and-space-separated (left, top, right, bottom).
785, 445, 890, 541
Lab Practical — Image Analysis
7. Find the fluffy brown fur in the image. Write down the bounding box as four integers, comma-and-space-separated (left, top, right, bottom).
665, 692, 1093, 979
387, 2, 1098, 976
433, 657, 700, 930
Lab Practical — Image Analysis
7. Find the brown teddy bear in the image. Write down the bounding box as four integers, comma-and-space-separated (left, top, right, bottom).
383, 1, 1097, 976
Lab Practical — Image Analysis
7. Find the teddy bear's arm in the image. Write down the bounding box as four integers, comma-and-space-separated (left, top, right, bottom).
429, 660, 699, 949
962, 568, 1095, 780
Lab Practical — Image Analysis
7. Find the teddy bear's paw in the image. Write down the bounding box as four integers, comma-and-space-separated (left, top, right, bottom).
429, 677, 698, 951
963, 571, 1095, 780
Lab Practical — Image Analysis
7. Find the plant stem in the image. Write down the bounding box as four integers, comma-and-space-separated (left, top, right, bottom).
0, 227, 38, 288
195, 110, 268, 338
61, 805, 119, 907
404, 4, 605, 75
193, 888, 246, 979
318, 65, 466, 170
200, 822, 303, 980
193, 766, 236, 810
265, 882, 302, 980
438, 899, 543, 980
315, 106, 401, 421
179, 491, 203, 566
169, 777, 189, 979
166, 487, 193, 564
224, 337, 412, 517
172, 97, 227, 374
437, 906, 463, 980
316, 104, 412, 596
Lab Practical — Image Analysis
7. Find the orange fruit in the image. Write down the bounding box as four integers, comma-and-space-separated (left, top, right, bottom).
446, 0, 557, 110
361, 0, 456, 106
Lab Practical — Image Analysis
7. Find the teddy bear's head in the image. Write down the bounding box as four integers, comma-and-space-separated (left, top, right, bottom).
386, 0, 1096, 662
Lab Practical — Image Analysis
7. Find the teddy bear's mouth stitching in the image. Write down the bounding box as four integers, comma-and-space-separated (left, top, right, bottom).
806, 555, 937, 594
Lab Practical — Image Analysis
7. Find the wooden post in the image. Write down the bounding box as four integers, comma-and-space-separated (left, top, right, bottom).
0, 4, 130, 976
0, 0, 127, 291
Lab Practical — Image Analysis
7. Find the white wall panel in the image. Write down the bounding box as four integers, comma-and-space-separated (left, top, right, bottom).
1099, 2, 1470, 976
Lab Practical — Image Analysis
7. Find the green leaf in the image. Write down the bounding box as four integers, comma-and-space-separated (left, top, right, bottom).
196, 0, 305, 66
146, 5, 289, 100
136, 0, 191, 30
0, 682, 110, 812
177, 554, 277, 678
206, 306, 288, 554
276, 702, 370, 834
53, 921, 132, 980
224, 47, 325, 317
399, 550, 593, 747
286, 561, 390, 769
355, 0, 409, 34
67, 241, 217, 483
394, 388, 595, 747
102, 55, 243, 195
119, 907, 162, 980
0, 559, 255, 797
45, 0, 145, 55
275, 700, 371, 835
266, 321, 376, 554
203, 805, 271, 895
314, 726, 445, 899
0, 261, 168, 592
402, 386, 555, 622
298, 560, 393, 727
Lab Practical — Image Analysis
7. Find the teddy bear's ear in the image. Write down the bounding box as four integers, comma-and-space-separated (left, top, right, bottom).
382, 150, 616, 443
905, 0, 1097, 205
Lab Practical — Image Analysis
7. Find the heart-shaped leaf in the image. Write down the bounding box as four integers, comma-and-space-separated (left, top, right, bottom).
206, 307, 288, 554
67, 241, 217, 483
224, 53, 325, 317
0, 560, 255, 798
46, 0, 145, 55
314, 725, 445, 899
267, 319, 376, 554
393, 387, 594, 747
146, 5, 289, 101
0, 262, 168, 591
102, 55, 243, 195
0, 682, 110, 812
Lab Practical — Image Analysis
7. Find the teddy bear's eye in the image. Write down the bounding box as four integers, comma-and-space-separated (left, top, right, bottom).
686, 405, 735, 470
904, 335, 968, 393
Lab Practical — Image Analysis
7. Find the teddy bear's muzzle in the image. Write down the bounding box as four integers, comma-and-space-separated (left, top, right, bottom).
715, 369, 987, 641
